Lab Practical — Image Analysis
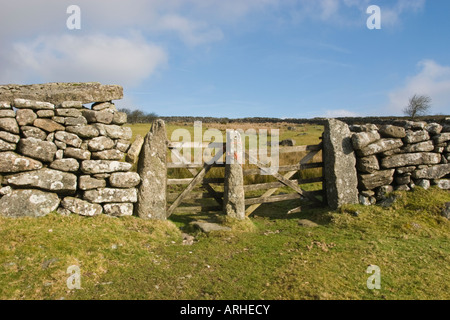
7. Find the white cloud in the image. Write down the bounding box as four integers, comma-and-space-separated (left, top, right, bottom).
381, 0, 426, 26
325, 109, 361, 117
319, 0, 341, 20
2, 34, 167, 87
388, 60, 450, 115
157, 14, 223, 46
175, 0, 281, 21
0, 0, 276, 86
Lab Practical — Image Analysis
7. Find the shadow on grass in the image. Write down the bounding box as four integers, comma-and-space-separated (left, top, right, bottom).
248, 199, 333, 226
168, 209, 225, 232
169, 198, 334, 232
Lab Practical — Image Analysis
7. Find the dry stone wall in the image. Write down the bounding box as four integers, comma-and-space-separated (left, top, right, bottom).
0, 83, 142, 218
350, 120, 450, 205
0, 82, 447, 217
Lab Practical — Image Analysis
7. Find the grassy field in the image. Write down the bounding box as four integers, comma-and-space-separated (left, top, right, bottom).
0, 121, 449, 300
0, 187, 449, 300
125, 121, 324, 146
128, 121, 324, 188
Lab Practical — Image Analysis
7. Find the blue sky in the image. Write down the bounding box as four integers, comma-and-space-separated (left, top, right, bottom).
1, 0, 449, 118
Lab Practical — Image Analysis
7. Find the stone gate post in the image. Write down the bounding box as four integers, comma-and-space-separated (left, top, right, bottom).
322, 118, 359, 210
135, 119, 167, 220
223, 130, 246, 220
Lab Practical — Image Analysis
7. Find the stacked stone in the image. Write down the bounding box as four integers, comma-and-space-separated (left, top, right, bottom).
0, 97, 141, 218
350, 120, 450, 205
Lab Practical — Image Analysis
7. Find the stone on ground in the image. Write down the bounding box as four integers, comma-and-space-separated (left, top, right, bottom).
190, 220, 232, 233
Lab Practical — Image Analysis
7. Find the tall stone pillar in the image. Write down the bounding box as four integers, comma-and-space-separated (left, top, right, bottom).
135, 120, 167, 220
322, 119, 359, 210
223, 130, 246, 220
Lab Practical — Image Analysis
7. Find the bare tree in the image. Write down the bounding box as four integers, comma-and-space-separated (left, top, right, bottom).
403, 94, 432, 118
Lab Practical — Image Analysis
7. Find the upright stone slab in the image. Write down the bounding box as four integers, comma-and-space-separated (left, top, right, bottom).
223, 131, 245, 220
323, 119, 359, 209
135, 120, 167, 220
125, 134, 144, 163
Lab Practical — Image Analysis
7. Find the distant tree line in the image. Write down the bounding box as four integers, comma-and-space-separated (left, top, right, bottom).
118, 108, 158, 124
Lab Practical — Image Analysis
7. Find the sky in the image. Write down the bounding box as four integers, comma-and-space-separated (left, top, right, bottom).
1, 0, 449, 118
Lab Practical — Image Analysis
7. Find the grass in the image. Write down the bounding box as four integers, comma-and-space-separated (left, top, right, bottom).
0, 187, 449, 300
1, 121, 449, 300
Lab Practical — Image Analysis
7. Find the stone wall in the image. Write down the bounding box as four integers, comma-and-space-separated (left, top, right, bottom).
0, 83, 144, 217
0, 83, 448, 217
350, 120, 450, 205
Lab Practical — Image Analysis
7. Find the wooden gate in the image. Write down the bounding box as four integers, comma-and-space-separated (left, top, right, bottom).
165, 138, 324, 217
166, 141, 226, 217
243, 142, 324, 216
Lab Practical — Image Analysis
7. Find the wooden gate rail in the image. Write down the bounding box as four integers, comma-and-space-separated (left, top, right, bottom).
167, 192, 220, 201
170, 205, 223, 213
167, 178, 224, 185
244, 190, 324, 206
165, 138, 324, 217
243, 177, 323, 192
244, 142, 324, 216
243, 162, 323, 175
168, 163, 226, 168
166, 143, 225, 217
247, 144, 322, 154
168, 141, 223, 149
